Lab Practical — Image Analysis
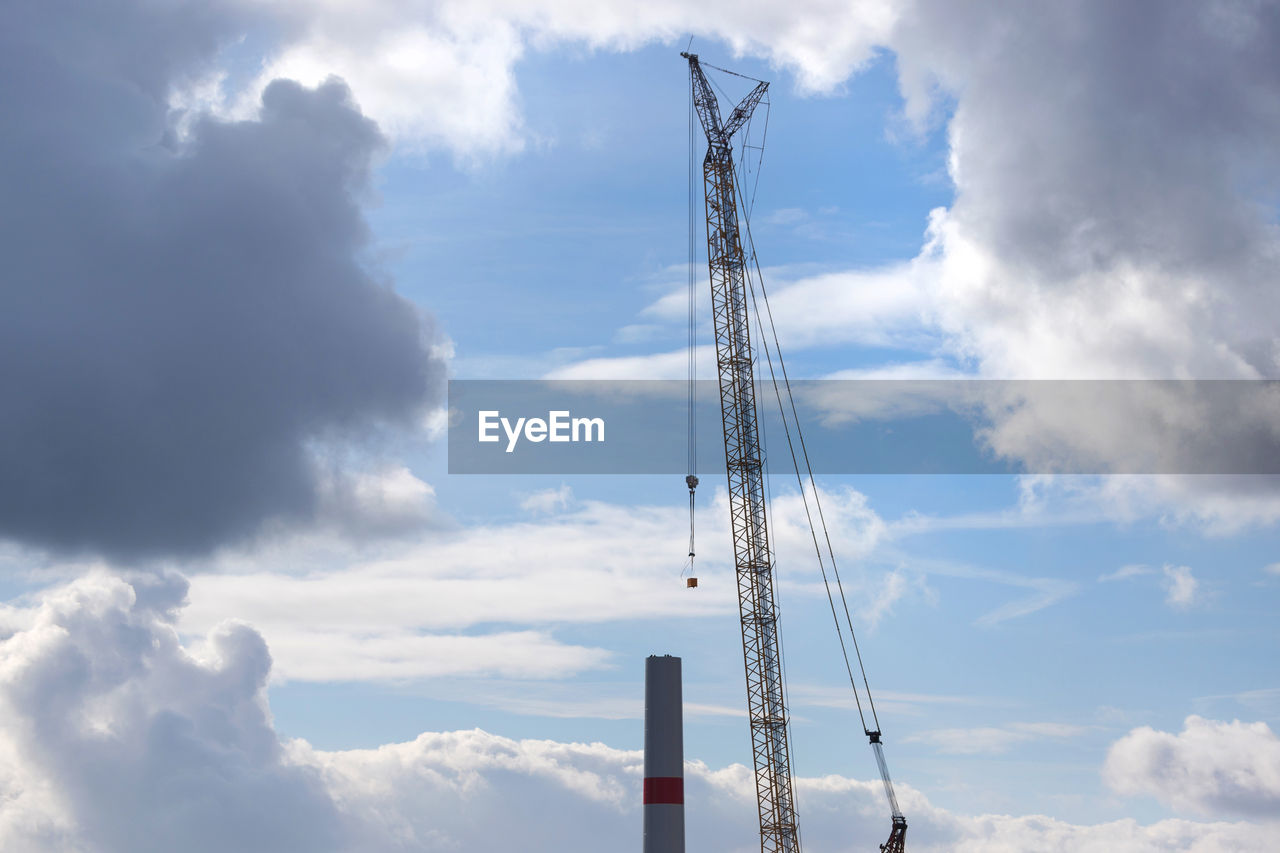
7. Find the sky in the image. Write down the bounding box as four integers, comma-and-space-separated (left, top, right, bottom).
2, 0, 1280, 851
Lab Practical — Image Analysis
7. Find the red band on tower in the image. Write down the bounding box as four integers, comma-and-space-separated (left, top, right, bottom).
643, 776, 684, 805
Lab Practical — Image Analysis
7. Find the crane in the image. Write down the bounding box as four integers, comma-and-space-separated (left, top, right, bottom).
682, 51, 908, 853
683, 49, 797, 853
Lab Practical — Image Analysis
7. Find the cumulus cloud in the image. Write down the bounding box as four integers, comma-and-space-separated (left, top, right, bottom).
1105, 716, 1280, 819
0, 572, 1273, 852
0, 0, 444, 558
0, 571, 344, 852
884, 2, 1280, 519
245, 15, 528, 156
894, 1, 1280, 381
222, 0, 899, 155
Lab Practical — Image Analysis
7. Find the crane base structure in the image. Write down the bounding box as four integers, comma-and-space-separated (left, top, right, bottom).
880, 817, 908, 853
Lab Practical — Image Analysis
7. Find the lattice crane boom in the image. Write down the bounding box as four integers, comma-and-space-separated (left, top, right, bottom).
683, 51, 800, 853
683, 51, 908, 853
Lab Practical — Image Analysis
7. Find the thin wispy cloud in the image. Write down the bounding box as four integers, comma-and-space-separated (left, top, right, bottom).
1098, 564, 1155, 583
896, 553, 1079, 627
906, 721, 1090, 755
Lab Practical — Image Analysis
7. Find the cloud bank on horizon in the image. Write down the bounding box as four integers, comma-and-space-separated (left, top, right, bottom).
0, 572, 1273, 853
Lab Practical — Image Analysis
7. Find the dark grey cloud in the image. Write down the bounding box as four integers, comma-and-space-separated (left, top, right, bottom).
875, 1, 1280, 523
900, 1, 1280, 279
0, 0, 443, 558
892, 1, 1280, 379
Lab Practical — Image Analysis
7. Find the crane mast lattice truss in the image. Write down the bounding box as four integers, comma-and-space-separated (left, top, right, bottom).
684, 52, 799, 853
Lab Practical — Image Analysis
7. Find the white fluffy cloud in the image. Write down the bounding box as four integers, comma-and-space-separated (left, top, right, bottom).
0, 572, 344, 852
0, 573, 1273, 852
1105, 716, 1280, 820
247, 16, 528, 156
227, 0, 899, 155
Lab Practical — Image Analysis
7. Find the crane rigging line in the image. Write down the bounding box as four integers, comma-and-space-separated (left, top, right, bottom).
702, 59, 768, 83
739, 234, 870, 730
735, 93, 769, 221
717, 91, 866, 738
737, 180, 884, 734
684, 64, 700, 575
704, 57, 884, 734
732, 136, 907, 840
688, 82, 696, 481
730, 112, 909, 851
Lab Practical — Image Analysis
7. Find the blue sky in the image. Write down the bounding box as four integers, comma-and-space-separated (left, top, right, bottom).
3, 2, 1280, 851
266, 37, 1277, 827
